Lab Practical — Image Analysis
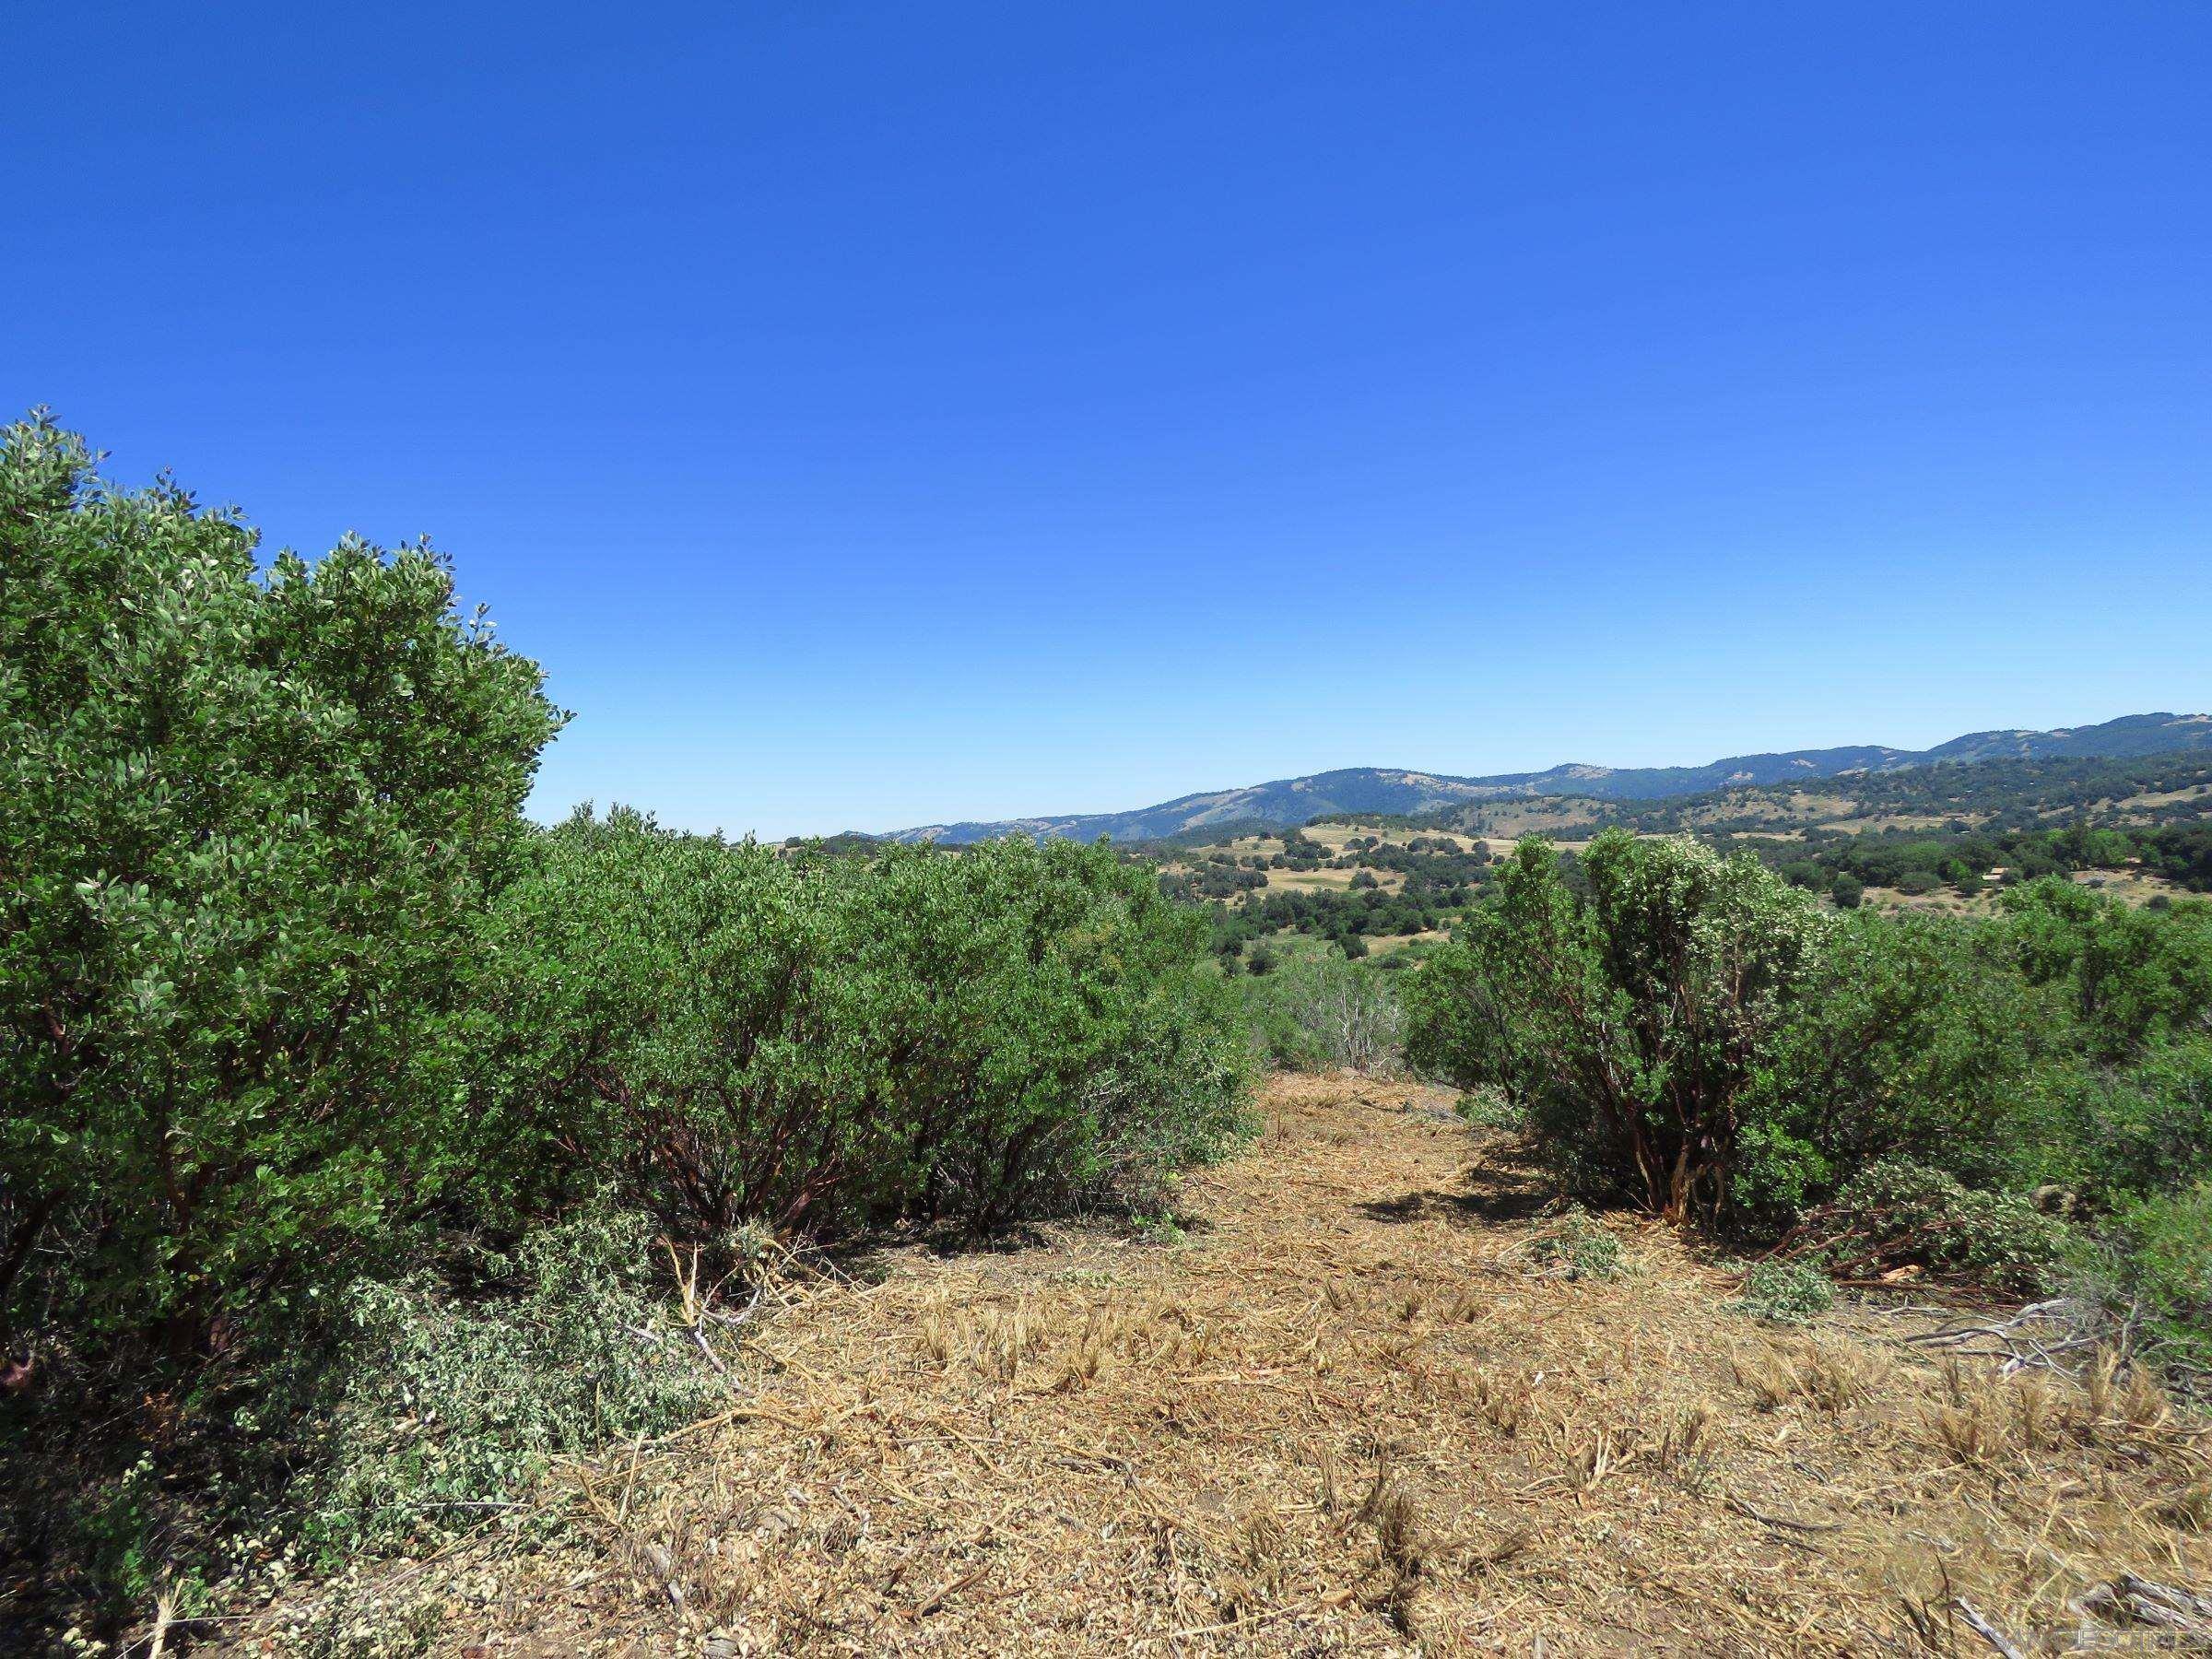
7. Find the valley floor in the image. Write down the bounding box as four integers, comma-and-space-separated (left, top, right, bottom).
356, 1076, 2210, 1656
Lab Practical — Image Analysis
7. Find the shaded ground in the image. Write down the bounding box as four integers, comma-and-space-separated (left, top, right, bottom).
259, 1074, 2212, 1655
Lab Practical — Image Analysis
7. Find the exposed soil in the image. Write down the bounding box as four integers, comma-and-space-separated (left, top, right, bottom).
256, 1075, 2212, 1656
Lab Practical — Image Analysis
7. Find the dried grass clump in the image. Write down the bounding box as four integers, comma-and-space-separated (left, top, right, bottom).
1924, 1390, 2011, 1467
1919, 1357, 2053, 1466
1466, 1364, 1535, 1435
1733, 1336, 1877, 1415
1439, 1290, 1484, 1324
1559, 1423, 1625, 1492
2085, 1348, 2179, 1439
1652, 1400, 1718, 1472
1314, 1443, 1347, 1516
1358, 1467, 1430, 1636
1215, 1502, 1293, 1616
915, 1302, 957, 1367
2156, 1479, 2212, 1535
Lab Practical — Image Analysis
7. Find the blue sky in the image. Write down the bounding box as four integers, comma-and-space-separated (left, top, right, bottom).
8, 4, 2209, 836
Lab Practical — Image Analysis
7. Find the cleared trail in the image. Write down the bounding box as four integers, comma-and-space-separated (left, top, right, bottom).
454, 1074, 2208, 1656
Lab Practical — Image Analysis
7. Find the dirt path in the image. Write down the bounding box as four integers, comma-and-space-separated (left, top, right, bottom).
472, 1073, 2209, 1656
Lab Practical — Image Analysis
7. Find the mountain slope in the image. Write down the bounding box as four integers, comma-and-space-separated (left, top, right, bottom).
882, 712, 2212, 843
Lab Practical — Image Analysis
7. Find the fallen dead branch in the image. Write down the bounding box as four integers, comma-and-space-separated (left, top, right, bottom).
1954, 1596, 2027, 1657
2074, 1571, 2212, 1640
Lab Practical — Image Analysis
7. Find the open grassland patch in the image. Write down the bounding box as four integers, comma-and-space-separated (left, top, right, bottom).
218, 1076, 2212, 1656
1261, 865, 1366, 893
1460, 802, 1606, 839
1861, 864, 2193, 917
2114, 782, 2212, 815
1361, 927, 1452, 956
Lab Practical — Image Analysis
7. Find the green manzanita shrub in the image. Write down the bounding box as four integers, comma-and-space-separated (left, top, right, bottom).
470, 810, 865, 1236
1400, 832, 2212, 1349
1731, 909, 2069, 1218
478, 811, 1254, 1239
2102, 1183, 2212, 1364
1733, 1261, 1835, 1325
0, 410, 565, 1361
1402, 830, 1829, 1218
1, 410, 565, 1637
2000, 878, 2212, 1061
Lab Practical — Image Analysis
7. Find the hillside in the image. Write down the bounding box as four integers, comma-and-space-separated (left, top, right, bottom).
1137, 753, 2212, 968
1394, 747, 2212, 842
882, 712, 2212, 844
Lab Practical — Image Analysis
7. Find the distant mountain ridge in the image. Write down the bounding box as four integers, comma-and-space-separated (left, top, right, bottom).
880, 712, 2212, 844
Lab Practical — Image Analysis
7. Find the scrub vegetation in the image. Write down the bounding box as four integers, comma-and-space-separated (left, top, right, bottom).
6, 413, 2211, 1653
1400, 830, 2212, 1363
0, 416, 1248, 1641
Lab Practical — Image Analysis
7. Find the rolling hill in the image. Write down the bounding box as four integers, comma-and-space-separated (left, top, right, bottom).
881, 712, 2212, 843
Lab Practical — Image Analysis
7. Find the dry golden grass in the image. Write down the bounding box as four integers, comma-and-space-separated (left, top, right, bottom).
2060, 865, 2193, 907
1162, 829, 1414, 903
1866, 865, 2191, 918
2111, 781, 2212, 816
1459, 802, 1604, 839
316, 1076, 2211, 1655
1362, 929, 1450, 957
1262, 865, 1371, 894
1818, 813, 1972, 835
1671, 790, 1861, 829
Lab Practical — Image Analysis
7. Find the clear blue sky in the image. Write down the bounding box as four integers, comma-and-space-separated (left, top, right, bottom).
8, 4, 2209, 836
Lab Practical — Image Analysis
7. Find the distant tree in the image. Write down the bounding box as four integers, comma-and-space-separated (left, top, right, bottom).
1831, 874, 1865, 910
